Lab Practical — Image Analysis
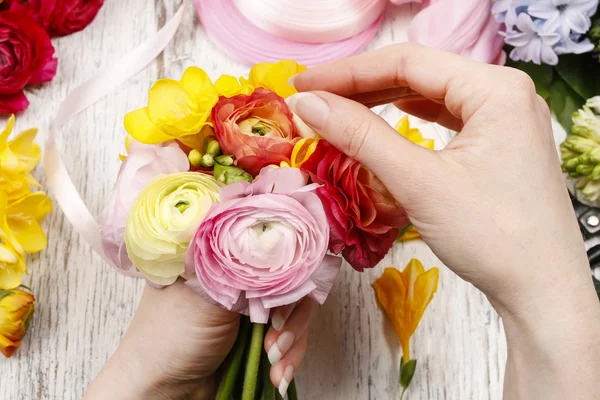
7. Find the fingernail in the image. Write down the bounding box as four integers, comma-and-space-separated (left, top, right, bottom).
279, 365, 294, 397
286, 92, 329, 130
267, 331, 294, 364
271, 309, 288, 331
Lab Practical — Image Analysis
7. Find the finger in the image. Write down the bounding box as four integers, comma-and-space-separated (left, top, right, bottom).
348, 86, 423, 107
293, 42, 523, 125
270, 332, 308, 397
286, 90, 440, 204
270, 303, 296, 332
394, 98, 464, 132
264, 297, 317, 365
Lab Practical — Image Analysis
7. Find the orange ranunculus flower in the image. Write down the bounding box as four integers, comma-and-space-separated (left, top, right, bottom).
372, 259, 439, 360
0, 288, 35, 358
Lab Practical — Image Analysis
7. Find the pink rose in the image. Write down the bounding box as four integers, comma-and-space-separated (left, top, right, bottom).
212, 88, 300, 176
101, 140, 189, 272
8, 0, 104, 37
0, 10, 57, 113
186, 167, 342, 323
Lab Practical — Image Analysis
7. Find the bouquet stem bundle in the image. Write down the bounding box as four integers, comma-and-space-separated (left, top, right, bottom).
216, 317, 297, 400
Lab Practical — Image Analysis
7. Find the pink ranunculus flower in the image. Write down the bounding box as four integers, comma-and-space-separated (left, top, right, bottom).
100, 140, 189, 272
186, 167, 342, 323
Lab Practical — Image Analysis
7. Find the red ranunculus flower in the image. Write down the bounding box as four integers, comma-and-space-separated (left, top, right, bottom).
212, 88, 300, 176
9, 0, 103, 37
0, 10, 57, 114
301, 140, 409, 271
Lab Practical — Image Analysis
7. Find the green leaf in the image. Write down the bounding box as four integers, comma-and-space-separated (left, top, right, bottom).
0, 290, 14, 302
260, 348, 276, 400
288, 379, 298, 400
555, 54, 600, 101
549, 77, 586, 133
506, 60, 554, 100
400, 358, 417, 390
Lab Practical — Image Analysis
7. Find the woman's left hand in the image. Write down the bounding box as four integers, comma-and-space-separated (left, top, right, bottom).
84, 279, 313, 399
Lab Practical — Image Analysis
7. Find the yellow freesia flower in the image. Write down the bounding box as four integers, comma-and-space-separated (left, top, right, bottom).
242, 60, 306, 99
214, 75, 254, 98
124, 67, 219, 147
6, 192, 52, 254
0, 288, 35, 358
0, 116, 42, 201
0, 194, 27, 290
398, 226, 420, 241
372, 259, 439, 361
395, 116, 434, 150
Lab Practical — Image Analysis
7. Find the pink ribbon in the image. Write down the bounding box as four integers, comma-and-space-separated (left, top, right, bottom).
43, 2, 187, 266
195, 0, 383, 67
233, 0, 387, 43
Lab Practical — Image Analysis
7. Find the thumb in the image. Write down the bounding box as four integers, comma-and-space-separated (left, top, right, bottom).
286, 91, 441, 205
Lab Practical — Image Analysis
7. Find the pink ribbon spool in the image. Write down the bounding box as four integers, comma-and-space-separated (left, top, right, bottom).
233, 0, 387, 43
195, 0, 384, 67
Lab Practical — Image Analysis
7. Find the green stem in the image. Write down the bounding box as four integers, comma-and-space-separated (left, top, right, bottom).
287, 379, 298, 400
216, 317, 251, 400
400, 387, 407, 400
242, 323, 266, 400
260, 348, 276, 400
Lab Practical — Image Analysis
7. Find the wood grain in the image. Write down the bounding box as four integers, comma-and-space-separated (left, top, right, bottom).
0, 2, 507, 399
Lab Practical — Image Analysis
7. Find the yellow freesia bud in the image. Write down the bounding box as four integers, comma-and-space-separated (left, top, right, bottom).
395, 116, 435, 150
124, 67, 219, 147
0, 288, 35, 358
125, 172, 220, 285
372, 259, 439, 361
242, 60, 307, 99
398, 225, 420, 242
0, 194, 27, 290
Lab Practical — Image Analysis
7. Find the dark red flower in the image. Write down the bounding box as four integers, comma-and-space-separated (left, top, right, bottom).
301, 140, 409, 271
0, 10, 57, 114
9, 0, 103, 37
212, 88, 300, 176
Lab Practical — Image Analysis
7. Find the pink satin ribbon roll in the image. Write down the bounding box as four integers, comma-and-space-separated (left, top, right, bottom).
196, 0, 383, 67
233, 0, 387, 43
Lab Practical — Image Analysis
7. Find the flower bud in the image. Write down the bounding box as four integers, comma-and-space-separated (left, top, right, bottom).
215, 155, 234, 166
0, 289, 35, 358
203, 134, 216, 150
188, 149, 203, 167
214, 163, 253, 185
199, 154, 214, 168
205, 140, 221, 156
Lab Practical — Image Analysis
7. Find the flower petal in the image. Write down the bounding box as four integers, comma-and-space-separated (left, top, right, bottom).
124, 107, 173, 144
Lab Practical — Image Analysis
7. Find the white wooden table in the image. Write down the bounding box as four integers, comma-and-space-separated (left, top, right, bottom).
0, 2, 507, 399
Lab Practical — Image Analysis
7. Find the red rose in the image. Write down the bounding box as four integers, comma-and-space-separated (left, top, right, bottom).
0, 10, 57, 114
212, 88, 300, 176
9, 0, 103, 37
301, 140, 409, 271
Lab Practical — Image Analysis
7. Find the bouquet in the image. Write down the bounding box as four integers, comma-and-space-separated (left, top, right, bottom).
100, 60, 410, 398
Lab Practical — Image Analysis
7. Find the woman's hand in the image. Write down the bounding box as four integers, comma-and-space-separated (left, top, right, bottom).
84, 280, 313, 399
287, 43, 600, 399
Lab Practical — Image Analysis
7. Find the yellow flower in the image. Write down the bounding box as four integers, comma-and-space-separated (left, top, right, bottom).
214, 75, 254, 97
275, 138, 319, 169
395, 116, 434, 150
0, 116, 42, 201
0, 288, 35, 358
0, 194, 27, 290
124, 67, 219, 147
6, 192, 52, 254
398, 226, 420, 241
372, 259, 439, 361
242, 60, 306, 98
125, 172, 220, 285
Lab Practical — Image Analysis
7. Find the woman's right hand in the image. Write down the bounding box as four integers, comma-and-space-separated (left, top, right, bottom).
287, 43, 600, 399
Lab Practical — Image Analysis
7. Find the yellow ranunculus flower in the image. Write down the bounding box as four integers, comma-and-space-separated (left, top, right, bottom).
0, 194, 27, 290
214, 74, 255, 98
372, 259, 439, 361
6, 192, 52, 254
124, 67, 219, 147
395, 116, 434, 150
125, 172, 220, 285
0, 288, 35, 358
0, 115, 42, 201
275, 138, 319, 169
242, 60, 306, 98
